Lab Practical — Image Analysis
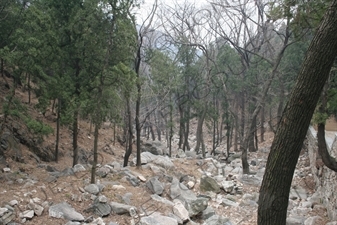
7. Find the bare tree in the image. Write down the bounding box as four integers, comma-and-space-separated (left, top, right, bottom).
258, 0, 337, 223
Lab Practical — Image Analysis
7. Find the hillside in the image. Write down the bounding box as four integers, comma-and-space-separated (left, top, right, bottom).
0, 78, 333, 225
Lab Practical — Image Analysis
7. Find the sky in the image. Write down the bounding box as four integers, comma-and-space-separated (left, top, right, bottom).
134, 0, 210, 23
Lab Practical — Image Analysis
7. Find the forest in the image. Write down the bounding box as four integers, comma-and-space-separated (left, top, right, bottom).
1, 0, 337, 224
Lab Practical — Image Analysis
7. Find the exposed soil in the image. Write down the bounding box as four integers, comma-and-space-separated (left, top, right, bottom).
0, 77, 331, 225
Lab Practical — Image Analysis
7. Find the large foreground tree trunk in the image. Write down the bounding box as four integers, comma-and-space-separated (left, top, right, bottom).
258, 1, 337, 224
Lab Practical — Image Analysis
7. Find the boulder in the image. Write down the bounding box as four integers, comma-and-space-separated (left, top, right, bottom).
49, 202, 85, 221
109, 202, 134, 215
146, 177, 164, 195
140, 213, 178, 225
200, 176, 221, 193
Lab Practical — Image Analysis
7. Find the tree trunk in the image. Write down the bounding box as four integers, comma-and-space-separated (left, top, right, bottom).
195, 109, 206, 153
277, 79, 285, 125
183, 106, 190, 151
123, 98, 133, 167
55, 98, 61, 162
260, 104, 265, 142
258, 2, 337, 223
90, 123, 99, 184
234, 101, 239, 151
72, 109, 79, 167
317, 82, 337, 172
178, 103, 184, 149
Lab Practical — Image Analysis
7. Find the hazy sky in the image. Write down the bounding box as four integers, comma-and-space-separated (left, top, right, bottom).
135, 0, 209, 22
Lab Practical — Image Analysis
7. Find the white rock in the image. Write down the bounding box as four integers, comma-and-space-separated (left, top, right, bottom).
173, 200, 189, 222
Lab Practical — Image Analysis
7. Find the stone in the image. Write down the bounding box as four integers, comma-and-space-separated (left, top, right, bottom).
96, 166, 111, 178
221, 198, 239, 207
326, 222, 337, 225
9, 200, 18, 206
85, 200, 111, 217
146, 177, 164, 195
49, 202, 85, 221
122, 193, 133, 205
153, 156, 175, 169
140, 213, 178, 225
109, 202, 134, 215
187, 197, 209, 217
65, 222, 81, 225
97, 195, 108, 203
202, 215, 233, 225
304, 216, 323, 225
138, 175, 147, 182
3, 167, 10, 172
173, 200, 189, 222
289, 186, 307, 200
221, 180, 235, 193
185, 151, 196, 158
176, 149, 187, 158
151, 194, 174, 207
73, 164, 86, 173
201, 206, 216, 220
199, 176, 221, 193
84, 184, 100, 195
0, 207, 8, 216
28, 201, 44, 216
0, 211, 15, 224
286, 216, 305, 225
170, 178, 197, 203
19, 210, 34, 219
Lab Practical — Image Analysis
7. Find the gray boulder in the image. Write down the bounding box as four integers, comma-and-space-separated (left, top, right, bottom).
84, 184, 100, 195
202, 215, 233, 225
200, 176, 221, 193
49, 202, 84, 221
146, 177, 164, 195
109, 202, 134, 215
140, 213, 178, 225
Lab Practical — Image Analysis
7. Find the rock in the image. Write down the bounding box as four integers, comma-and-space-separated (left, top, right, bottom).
49, 202, 85, 221
153, 156, 175, 169
84, 184, 100, 195
0, 207, 8, 216
142, 140, 164, 155
326, 222, 337, 225
140, 213, 178, 225
3, 167, 10, 172
170, 178, 197, 203
173, 200, 189, 222
65, 222, 81, 225
73, 164, 86, 173
286, 216, 305, 225
304, 216, 323, 225
221, 198, 239, 207
122, 193, 133, 205
200, 176, 221, 193
221, 180, 235, 193
201, 206, 216, 220
203, 215, 233, 225
85, 198, 111, 217
185, 151, 196, 158
0, 211, 15, 224
187, 197, 209, 217
138, 175, 147, 182
176, 149, 186, 158
61, 167, 74, 176
28, 201, 44, 216
9, 200, 18, 206
289, 186, 307, 200
151, 194, 174, 207
19, 210, 34, 219
96, 166, 111, 178
109, 202, 134, 215
146, 177, 164, 195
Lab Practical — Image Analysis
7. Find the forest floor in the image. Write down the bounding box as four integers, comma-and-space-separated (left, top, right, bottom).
0, 77, 332, 224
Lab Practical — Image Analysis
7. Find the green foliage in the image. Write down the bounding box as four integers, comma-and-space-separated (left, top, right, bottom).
24, 118, 54, 136
2, 96, 53, 136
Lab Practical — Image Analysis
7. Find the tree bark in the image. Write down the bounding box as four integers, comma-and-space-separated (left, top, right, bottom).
55, 98, 60, 162
72, 109, 79, 167
260, 104, 265, 142
317, 82, 337, 172
123, 97, 133, 167
90, 123, 99, 184
258, 1, 337, 224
